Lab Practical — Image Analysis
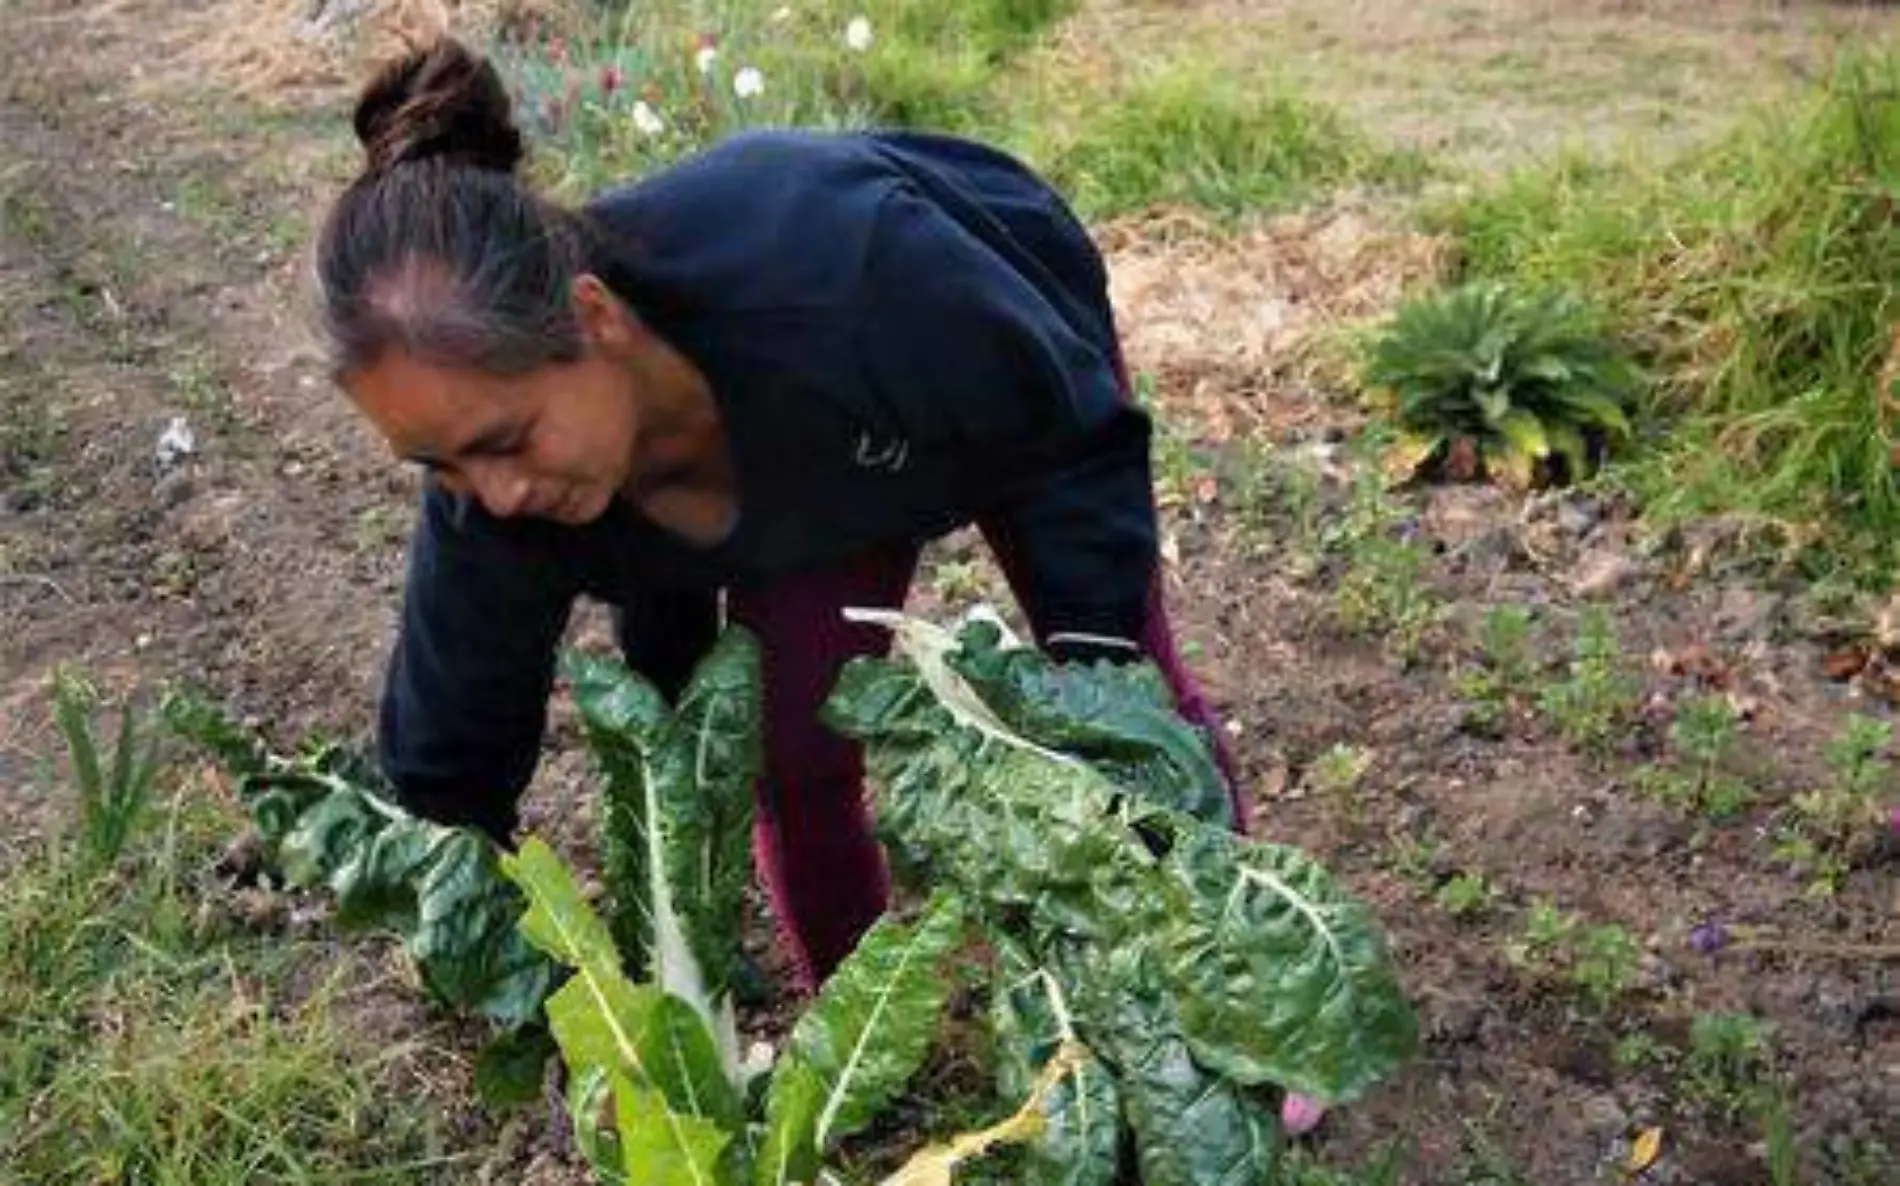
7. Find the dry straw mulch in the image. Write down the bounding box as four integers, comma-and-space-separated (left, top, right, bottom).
1098, 204, 1450, 443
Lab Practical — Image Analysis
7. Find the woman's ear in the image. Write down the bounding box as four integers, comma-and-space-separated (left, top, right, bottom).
572, 273, 640, 351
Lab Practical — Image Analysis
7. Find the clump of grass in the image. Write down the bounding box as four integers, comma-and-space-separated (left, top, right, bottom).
1033, 64, 1427, 221
1440, 51, 1900, 584
1, 691, 455, 1183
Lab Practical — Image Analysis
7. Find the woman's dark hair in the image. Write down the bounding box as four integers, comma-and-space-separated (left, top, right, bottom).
316, 36, 589, 378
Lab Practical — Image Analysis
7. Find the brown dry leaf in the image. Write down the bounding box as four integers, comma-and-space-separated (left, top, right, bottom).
1822, 646, 1872, 681
1444, 437, 1481, 482
1626, 1126, 1664, 1177
1651, 642, 1735, 688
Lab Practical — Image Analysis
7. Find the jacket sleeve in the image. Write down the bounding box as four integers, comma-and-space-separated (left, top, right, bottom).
853, 180, 1159, 656
377, 482, 581, 844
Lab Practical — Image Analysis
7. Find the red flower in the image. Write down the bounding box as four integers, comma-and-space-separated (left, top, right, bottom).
601, 64, 624, 95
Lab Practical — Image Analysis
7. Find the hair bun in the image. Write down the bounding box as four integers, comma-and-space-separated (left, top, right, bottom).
354, 37, 524, 175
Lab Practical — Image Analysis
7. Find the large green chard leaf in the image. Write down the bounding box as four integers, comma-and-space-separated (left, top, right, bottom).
503, 836, 744, 1133
942, 619, 1234, 827
772, 890, 966, 1159
825, 610, 1418, 1123
163, 698, 559, 1030
564, 627, 763, 1085
1071, 946, 1279, 1186
990, 936, 1123, 1186
1163, 827, 1420, 1105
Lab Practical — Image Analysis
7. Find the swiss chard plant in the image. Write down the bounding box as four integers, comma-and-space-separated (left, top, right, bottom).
823, 608, 1419, 1184
167, 607, 1419, 1184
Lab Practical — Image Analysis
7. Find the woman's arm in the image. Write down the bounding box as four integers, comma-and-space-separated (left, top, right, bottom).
377, 482, 582, 844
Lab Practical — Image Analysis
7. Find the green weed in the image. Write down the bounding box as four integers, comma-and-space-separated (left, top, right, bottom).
1434, 871, 1497, 920
1505, 899, 1640, 1012
1536, 606, 1640, 756
1329, 470, 1440, 661
1681, 1011, 1774, 1123
49, 667, 163, 870
1632, 693, 1755, 821
1772, 711, 1890, 897
1454, 604, 1537, 735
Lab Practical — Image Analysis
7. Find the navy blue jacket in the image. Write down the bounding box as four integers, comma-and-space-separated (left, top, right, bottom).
377, 129, 1159, 839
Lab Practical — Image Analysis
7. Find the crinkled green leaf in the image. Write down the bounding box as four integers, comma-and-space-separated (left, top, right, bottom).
825, 610, 1417, 1148
166, 700, 559, 1029
782, 891, 966, 1154
990, 937, 1123, 1186
474, 1021, 558, 1108
944, 618, 1234, 827
1076, 948, 1279, 1186
565, 627, 762, 1081
1163, 828, 1420, 1104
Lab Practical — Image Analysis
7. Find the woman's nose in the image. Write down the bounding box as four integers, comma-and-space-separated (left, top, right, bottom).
467, 461, 532, 519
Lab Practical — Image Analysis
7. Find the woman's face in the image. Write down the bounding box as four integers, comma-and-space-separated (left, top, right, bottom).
340, 280, 641, 526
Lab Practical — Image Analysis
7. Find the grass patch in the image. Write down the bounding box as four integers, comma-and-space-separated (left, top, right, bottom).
1029, 64, 1429, 221
1437, 50, 1900, 586
0, 689, 459, 1184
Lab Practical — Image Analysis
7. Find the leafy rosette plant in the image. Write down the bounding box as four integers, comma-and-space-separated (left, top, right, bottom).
822, 608, 1421, 1184
1361, 279, 1641, 489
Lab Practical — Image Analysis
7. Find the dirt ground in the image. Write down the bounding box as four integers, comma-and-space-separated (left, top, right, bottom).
3, 1, 1897, 1183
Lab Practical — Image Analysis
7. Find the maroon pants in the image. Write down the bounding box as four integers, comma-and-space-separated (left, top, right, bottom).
726, 524, 1245, 990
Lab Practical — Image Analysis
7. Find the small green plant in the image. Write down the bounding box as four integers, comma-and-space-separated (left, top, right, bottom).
49, 667, 163, 869
1434, 872, 1497, 920
1329, 471, 1441, 661
1569, 924, 1642, 1012
1612, 1029, 1673, 1072
1681, 1011, 1774, 1123
1773, 712, 1891, 897
1506, 900, 1639, 1011
1536, 606, 1641, 756
1633, 694, 1754, 820
1506, 898, 1582, 970
1361, 280, 1639, 490
1454, 604, 1538, 734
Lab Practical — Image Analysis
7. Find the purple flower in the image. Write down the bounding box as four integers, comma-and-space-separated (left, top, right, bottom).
1688, 919, 1728, 955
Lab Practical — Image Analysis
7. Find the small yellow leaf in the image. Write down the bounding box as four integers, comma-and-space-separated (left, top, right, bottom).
1489, 441, 1539, 492
1626, 1126, 1663, 1176
1382, 433, 1442, 483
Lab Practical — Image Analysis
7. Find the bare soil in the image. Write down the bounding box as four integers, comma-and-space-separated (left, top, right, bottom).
2, 2, 1896, 1184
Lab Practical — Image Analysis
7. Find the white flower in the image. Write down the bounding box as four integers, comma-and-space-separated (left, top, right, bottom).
694, 45, 719, 75
844, 15, 873, 52
733, 66, 765, 99
770, 5, 793, 22
632, 100, 664, 137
